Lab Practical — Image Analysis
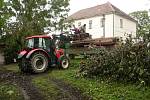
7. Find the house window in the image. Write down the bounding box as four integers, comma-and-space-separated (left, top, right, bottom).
78, 22, 81, 27
89, 20, 92, 29
120, 19, 123, 28
100, 18, 105, 27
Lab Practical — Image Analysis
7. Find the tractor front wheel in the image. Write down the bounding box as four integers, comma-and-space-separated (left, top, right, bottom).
30, 52, 48, 73
58, 56, 69, 69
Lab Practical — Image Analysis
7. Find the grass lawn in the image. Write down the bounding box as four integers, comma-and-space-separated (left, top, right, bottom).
1, 63, 19, 72
48, 68, 150, 100
0, 83, 23, 100
1, 59, 150, 100
34, 59, 150, 100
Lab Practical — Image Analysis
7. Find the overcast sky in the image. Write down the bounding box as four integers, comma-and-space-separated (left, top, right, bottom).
69, 0, 150, 15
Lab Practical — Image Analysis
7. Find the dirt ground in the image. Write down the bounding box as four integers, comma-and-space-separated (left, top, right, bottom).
0, 66, 92, 100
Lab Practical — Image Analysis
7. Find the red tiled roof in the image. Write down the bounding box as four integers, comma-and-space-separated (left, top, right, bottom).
68, 2, 137, 22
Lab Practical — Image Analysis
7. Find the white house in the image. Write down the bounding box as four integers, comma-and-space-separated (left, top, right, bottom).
68, 2, 137, 39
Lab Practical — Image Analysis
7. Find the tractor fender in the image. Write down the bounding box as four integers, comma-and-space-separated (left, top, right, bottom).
18, 50, 27, 59
26, 49, 50, 59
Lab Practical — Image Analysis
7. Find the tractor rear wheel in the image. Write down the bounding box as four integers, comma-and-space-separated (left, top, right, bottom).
58, 56, 69, 69
30, 52, 48, 73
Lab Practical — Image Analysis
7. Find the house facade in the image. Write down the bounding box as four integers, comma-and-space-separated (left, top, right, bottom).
68, 2, 137, 39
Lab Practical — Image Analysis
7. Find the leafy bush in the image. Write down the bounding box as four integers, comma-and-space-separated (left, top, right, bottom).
79, 38, 150, 85
1, 32, 31, 64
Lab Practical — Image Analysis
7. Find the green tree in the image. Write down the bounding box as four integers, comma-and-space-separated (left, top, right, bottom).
130, 11, 150, 41
0, 0, 10, 36
1, 0, 70, 64
0, 0, 4, 36
4, 0, 70, 34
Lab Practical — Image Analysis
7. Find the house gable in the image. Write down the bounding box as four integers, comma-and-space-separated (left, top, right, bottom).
68, 2, 136, 23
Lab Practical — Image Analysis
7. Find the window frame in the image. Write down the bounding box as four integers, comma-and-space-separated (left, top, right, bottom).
26, 38, 34, 48
89, 20, 92, 29
120, 19, 123, 28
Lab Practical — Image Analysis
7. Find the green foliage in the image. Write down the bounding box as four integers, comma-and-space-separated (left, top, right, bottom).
79, 37, 150, 85
130, 11, 150, 41
3, 0, 70, 34
0, 0, 10, 36
1, 32, 26, 64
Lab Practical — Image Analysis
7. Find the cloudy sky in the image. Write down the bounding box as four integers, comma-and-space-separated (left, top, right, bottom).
69, 0, 150, 15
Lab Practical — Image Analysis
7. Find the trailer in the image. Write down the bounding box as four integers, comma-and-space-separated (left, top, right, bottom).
67, 37, 119, 59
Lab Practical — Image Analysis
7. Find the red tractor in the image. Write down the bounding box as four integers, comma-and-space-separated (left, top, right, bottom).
18, 34, 70, 73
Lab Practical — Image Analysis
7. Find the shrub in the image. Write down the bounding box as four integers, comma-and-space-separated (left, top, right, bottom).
79, 38, 150, 85
1, 32, 31, 64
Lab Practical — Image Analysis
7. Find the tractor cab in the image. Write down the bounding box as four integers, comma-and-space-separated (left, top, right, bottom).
18, 34, 70, 74
25, 35, 53, 50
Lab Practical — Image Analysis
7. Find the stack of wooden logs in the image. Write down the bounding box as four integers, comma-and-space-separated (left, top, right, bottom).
71, 37, 119, 47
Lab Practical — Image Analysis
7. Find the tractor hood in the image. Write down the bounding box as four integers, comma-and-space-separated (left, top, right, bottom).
18, 50, 28, 59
